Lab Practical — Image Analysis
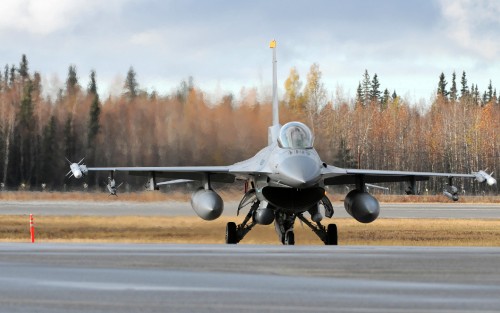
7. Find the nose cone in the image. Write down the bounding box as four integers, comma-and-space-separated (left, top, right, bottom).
278, 155, 321, 187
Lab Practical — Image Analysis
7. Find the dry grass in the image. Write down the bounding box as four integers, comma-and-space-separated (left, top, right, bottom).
1, 191, 499, 203
2, 215, 500, 246
0, 191, 191, 202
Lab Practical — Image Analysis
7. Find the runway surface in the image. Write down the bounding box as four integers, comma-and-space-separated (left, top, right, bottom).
1, 200, 500, 218
0, 244, 499, 312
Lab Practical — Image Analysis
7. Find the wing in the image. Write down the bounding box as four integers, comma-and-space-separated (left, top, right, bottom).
321, 165, 494, 186
67, 144, 275, 185
85, 163, 272, 184
89, 166, 236, 183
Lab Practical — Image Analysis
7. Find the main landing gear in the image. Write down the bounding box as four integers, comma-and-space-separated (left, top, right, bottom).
225, 190, 338, 245
225, 191, 259, 244
225, 212, 338, 245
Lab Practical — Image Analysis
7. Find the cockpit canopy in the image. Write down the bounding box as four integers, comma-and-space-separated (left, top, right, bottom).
278, 122, 314, 149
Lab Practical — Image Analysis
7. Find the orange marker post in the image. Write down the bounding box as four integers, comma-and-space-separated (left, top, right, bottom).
29, 214, 35, 243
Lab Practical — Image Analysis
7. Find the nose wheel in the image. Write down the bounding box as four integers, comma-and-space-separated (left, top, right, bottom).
283, 230, 295, 245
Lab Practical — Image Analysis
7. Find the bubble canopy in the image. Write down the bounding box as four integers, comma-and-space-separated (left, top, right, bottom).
278, 122, 314, 149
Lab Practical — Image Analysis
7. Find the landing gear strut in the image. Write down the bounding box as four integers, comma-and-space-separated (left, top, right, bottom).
225, 190, 259, 244
275, 211, 296, 245
297, 214, 338, 245
226, 187, 338, 245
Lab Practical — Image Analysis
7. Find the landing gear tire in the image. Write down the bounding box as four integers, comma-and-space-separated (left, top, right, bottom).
225, 222, 238, 244
325, 224, 338, 246
284, 231, 295, 245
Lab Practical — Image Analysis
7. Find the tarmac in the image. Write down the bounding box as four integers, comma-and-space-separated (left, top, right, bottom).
1, 200, 499, 218
1, 201, 499, 312
0, 243, 499, 312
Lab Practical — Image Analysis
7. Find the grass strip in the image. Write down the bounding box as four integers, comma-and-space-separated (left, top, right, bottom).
2, 215, 500, 246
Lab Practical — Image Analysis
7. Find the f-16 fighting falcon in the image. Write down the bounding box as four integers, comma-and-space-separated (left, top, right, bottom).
68, 40, 496, 245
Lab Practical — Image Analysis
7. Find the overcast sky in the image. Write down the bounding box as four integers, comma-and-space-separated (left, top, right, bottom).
1, 0, 500, 104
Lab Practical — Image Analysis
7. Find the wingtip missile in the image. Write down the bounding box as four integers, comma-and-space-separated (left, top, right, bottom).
70, 163, 83, 179
474, 170, 497, 186
66, 158, 88, 179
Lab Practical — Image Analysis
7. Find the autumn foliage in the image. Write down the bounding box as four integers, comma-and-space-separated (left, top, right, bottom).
0, 56, 498, 195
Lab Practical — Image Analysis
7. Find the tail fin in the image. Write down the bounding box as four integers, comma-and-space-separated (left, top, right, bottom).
271, 39, 279, 127
268, 39, 280, 145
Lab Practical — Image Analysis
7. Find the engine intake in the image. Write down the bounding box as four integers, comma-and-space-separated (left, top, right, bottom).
262, 186, 324, 211
344, 190, 380, 223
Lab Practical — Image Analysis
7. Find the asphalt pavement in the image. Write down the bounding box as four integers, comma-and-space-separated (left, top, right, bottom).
1, 200, 500, 218
0, 244, 499, 313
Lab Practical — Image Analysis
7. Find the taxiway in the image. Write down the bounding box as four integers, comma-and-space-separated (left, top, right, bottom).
0, 244, 499, 312
1, 201, 499, 218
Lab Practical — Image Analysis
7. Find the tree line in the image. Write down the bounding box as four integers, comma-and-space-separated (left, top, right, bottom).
0, 55, 498, 195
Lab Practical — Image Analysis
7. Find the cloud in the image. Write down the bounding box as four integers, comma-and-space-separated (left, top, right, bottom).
0, 0, 127, 35
130, 30, 165, 46
438, 0, 500, 59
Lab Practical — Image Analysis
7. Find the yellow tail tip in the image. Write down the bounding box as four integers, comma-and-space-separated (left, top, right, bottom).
269, 40, 276, 48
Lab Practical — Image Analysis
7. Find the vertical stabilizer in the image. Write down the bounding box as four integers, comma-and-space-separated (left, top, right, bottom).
268, 39, 280, 145
270, 39, 279, 126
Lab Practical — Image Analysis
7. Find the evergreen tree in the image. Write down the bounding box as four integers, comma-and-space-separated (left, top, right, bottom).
361, 70, 370, 106
176, 79, 189, 104
486, 80, 493, 103
124, 66, 138, 100
66, 65, 79, 96
41, 116, 57, 186
460, 71, 469, 98
19, 54, 29, 81
355, 82, 363, 107
392, 90, 398, 100
63, 116, 75, 159
3, 65, 8, 85
471, 84, 480, 105
32, 72, 42, 95
335, 137, 357, 168
450, 71, 457, 102
86, 70, 101, 188
18, 80, 35, 184
9, 65, 16, 86
381, 88, 390, 110
87, 70, 100, 148
437, 72, 448, 99
370, 73, 381, 103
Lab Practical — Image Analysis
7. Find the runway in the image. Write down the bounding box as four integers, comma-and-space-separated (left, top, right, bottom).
1, 200, 500, 218
0, 244, 500, 312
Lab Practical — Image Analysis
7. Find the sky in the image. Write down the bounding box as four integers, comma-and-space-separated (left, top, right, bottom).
1, 0, 500, 104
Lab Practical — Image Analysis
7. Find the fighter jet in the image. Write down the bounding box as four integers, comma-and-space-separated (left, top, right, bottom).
68, 40, 496, 245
